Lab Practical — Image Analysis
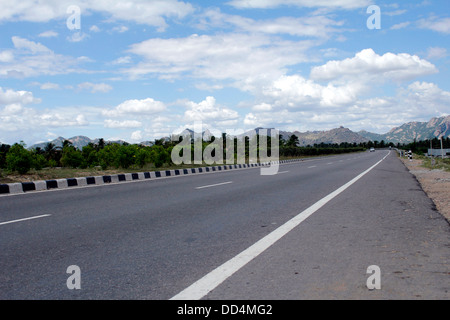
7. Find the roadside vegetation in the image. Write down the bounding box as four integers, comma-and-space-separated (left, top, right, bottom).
398, 137, 450, 172
410, 154, 450, 172
400, 137, 450, 156
0, 134, 427, 183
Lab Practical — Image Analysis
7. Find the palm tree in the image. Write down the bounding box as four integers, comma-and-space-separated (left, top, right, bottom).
97, 138, 105, 150
62, 140, 73, 149
44, 142, 56, 161
287, 134, 299, 147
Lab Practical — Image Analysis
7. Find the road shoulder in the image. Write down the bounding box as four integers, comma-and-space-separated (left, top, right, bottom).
205, 151, 450, 299
400, 156, 450, 223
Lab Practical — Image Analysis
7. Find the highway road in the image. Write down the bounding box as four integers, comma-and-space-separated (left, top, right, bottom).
0, 150, 449, 300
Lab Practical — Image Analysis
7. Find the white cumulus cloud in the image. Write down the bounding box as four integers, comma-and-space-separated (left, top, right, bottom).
125, 33, 313, 83
103, 98, 166, 117
310, 48, 438, 82
226, 0, 372, 9
183, 96, 239, 125
0, 37, 88, 78
0, 0, 194, 31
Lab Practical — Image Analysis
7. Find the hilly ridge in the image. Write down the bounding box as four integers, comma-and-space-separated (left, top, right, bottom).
26, 115, 450, 150
29, 136, 127, 150
293, 126, 369, 146
358, 115, 450, 144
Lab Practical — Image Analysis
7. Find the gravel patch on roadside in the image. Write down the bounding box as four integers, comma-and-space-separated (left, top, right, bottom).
401, 157, 450, 222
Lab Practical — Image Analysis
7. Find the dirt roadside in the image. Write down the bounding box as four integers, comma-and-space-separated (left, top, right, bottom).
400, 156, 450, 222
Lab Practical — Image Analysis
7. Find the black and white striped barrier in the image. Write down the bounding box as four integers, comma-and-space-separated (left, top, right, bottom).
0, 159, 303, 195
407, 150, 413, 161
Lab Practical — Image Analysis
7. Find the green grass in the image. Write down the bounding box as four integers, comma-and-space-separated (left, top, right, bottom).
414, 154, 450, 172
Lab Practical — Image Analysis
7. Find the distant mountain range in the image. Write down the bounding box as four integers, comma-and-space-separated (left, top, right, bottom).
29, 136, 128, 150
26, 115, 450, 150
240, 115, 450, 146
291, 126, 369, 146
358, 115, 450, 144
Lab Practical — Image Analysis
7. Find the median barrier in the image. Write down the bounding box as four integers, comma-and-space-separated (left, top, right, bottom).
0, 158, 305, 195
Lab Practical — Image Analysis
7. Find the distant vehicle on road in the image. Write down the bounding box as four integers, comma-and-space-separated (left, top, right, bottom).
370, 148, 375, 152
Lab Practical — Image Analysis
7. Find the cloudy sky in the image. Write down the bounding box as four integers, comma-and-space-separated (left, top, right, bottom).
0, 0, 449, 145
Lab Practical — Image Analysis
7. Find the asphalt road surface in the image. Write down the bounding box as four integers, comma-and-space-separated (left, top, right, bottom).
0, 150, 449, 300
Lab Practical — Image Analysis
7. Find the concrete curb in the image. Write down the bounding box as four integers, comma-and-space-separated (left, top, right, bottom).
0, 159, 303, 195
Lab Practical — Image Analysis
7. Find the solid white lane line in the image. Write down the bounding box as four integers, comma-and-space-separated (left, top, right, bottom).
307, 166, 317, 168
196, 181, 233, 189
0, 214, 51, 226
171, 151, 390, 300
277, 171, 289, 174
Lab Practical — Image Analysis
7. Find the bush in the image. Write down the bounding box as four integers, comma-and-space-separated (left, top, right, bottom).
150, 145, 169, 168
60, 145, 83, 168
48, 159, 58, 168
6, 143, 33, 174
135, 147, 151, 168
82, 143, 99, 168
32, 153, 48, 170
115, 145, 135, 169
0, 144, 11, 169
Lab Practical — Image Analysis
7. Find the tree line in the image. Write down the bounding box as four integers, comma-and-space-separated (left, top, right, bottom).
0, 138, 172, 175
2, 134, 444, 175
400, 137, 450, 155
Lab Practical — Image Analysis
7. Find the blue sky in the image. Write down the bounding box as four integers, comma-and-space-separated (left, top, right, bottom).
0, 0, 449, 145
